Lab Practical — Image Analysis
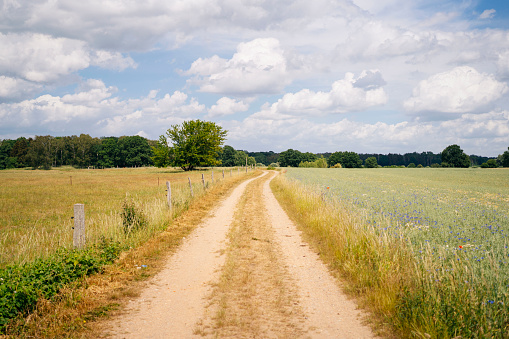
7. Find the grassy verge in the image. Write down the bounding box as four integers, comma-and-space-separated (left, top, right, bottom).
270, 173, 412, 337
1, 168, 259, 338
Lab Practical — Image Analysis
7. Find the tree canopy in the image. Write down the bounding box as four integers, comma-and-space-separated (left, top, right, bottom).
163, 120, 227, 171
441, 144, 470, 168
364, 156, 378, 168
328, 151, 362, 168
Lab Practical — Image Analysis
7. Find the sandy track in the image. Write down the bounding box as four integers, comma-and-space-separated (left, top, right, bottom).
105, 173, 267, 338
104, 171, 375, 338
263, 173, 375, 338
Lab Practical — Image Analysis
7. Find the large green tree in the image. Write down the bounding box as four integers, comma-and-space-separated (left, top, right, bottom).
365, 156, 378, 168
279, 149, 307, 167
441, 144, 470, 168
117, 136, 153, 167
151, 135, 171, 168
26, 135, 53, 170
328, 151, 362, 168
164, 120, 227, 171
221, 145, 237, 167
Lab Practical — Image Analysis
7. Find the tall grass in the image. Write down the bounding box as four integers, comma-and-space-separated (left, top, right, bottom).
0, 166, 246, 267
274, 168, 509, 338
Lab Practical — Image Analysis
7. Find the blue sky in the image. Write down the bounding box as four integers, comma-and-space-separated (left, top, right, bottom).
1, 0, 508, 156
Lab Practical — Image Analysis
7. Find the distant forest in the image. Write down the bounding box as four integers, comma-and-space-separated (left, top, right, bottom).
234, 150, 493, 167
0, 134, 497, 170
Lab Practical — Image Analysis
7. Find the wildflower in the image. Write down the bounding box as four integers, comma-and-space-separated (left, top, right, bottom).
459, 245, 463, 249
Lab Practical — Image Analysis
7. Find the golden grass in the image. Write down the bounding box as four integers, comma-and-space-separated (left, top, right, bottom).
270, 173, 413, 338
0, 166, 242, 267
2, 168, 260, 338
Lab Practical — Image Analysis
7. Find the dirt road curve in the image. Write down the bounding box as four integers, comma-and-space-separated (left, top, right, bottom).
105, 172, 376, 338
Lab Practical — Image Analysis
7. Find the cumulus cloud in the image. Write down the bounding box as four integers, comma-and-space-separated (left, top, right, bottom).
207, 97, 249, 118
185, 38, 291, 95
404, 66, 508, 114
259, 70, 387, 117
0, 32, 136, 92
0, 76, 42, 101
479, 9, 496, 19
0, 81, 205, 137
498, 51, 509, 78
225, 110, 509, 156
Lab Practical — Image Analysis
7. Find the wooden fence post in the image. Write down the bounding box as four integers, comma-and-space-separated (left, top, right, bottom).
222, 170, 224, 179
73, 204, 85, 249
211, 171, 214, 183
188, 177, 194, 197
202, 173, 205, 188
166, 181, 171, 209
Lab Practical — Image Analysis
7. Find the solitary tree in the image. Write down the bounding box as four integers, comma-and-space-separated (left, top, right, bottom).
164, 120, 227, 171
441, 144, 470, 168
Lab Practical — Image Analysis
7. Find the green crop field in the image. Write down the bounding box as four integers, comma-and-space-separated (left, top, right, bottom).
284, 167, 509, 337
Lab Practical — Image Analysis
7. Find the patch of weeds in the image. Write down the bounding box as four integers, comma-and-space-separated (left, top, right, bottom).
0, 238, 122, 333
120, 198, 147, 236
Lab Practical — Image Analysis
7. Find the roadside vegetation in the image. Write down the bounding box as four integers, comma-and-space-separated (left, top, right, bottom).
0, 165, 256, 336
273, 168, 509, 338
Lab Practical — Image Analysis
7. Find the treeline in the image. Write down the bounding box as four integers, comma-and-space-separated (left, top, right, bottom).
2, 134, 507, 170
0, 135, 155, 170
248, 147, 506, 168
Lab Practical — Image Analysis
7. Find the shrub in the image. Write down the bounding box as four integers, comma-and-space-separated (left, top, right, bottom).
480, 159, 498, 168
121, 199, 147, 235
331, 163, 342, 168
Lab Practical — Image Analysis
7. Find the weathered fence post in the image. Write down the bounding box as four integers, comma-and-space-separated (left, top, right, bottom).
166, 181, 171, 209
222, 170, 224, 179
188, 177, 194, 197
73, 204, 85, 249
211, 171, 214, 183
202, 173, 205, 188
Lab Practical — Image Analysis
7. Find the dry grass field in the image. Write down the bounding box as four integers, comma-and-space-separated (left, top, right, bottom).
0, 166, 242, 267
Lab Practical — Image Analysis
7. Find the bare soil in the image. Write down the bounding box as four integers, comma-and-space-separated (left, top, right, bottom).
103, 172, 376, 338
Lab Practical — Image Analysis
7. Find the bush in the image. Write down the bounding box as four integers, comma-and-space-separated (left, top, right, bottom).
331, 163, 342, 168
480, 159, 498, 168
121, 199, 147, 235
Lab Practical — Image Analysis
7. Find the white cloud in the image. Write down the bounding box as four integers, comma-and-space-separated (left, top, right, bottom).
185, 38, 291, 95
0, 76, 42, 101
479, 9, 496, 19
0, 33, 89, 82
261, 70, 387, 116
0, 32, 136, 97
0, 82, 205, 137
498, 51, 509, 77
225, 110, 509, 156
207, 97, 249, 118
404, 66, 508, 113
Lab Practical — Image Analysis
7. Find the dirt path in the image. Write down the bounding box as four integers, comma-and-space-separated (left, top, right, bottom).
104, 172, 375, 338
